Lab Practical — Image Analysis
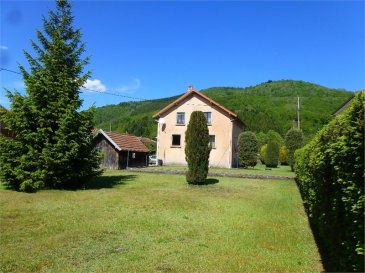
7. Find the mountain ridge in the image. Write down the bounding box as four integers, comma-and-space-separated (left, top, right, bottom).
94, 80, 353, 141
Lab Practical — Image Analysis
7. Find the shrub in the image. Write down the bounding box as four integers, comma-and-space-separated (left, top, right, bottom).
238, 131, 258, 168
267, 130, 284, 146
285, 128, 304, 170
185, 111, 211, 184
260, 144, 267, 164
265, 140, 279, 168
256, 131, 268, 149
295, 92, 364, 272
279, 145, 289, 165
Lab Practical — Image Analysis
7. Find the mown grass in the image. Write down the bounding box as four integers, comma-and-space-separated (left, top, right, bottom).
0, 171, 321, 272
150, 163, 295, 178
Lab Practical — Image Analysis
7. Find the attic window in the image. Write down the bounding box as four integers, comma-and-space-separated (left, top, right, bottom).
176, 112, 185, 125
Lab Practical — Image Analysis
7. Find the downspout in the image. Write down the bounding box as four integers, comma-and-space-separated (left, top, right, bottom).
229, 118, 234, 168
156, 119, 160, 166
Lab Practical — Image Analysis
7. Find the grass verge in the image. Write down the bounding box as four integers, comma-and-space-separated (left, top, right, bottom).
0, 171, 321, 272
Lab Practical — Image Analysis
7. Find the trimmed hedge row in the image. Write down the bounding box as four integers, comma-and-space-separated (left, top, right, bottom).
294, 93, 364, 272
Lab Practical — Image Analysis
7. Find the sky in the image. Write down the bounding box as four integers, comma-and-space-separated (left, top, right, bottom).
0, 0, 364, 110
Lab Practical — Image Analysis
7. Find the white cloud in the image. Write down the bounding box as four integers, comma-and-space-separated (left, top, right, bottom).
82, 79, 107, 92
116, 78, 140, 94
0, 45, 8, 50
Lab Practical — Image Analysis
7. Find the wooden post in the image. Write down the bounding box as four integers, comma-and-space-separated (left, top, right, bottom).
127, 150, 130, 169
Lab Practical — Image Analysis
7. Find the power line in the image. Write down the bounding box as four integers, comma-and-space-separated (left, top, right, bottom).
0, 67, 21, 75
0, 67, 147, 101
80, 88, 146, 101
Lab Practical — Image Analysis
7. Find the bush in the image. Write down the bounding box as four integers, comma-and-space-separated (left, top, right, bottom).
285, 128, 304, 170
267, 130, 284, 146
279, 145, 289, 165
185, 111, 211, 184
260, 144, 267, 164
295, 93, 364, 272
265, 140, 279, 168
256, 131, 268, 149
238, 131, 258, 168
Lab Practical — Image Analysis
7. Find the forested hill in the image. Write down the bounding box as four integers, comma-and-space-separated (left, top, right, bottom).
94, 80, 353, 141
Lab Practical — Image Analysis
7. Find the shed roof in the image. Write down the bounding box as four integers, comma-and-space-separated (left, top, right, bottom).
97, 129, 149, 153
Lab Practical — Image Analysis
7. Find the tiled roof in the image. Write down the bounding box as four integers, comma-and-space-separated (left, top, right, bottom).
98, 129, 149, 153
139, 136, 156, 145
152, 86, 244, 126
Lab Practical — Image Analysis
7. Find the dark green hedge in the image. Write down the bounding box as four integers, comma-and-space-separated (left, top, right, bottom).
294, 93, 364, 272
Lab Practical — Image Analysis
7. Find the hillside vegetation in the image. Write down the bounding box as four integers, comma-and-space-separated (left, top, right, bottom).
94, 80, 352, 141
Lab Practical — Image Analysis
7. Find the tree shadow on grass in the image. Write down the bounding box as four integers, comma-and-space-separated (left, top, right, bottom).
86, 174, 137, 189
204, 178, 219, 185
187, 178, 219, 186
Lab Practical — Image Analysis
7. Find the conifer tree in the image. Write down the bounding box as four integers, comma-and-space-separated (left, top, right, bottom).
285, 128, 304, 171
185, 111, 211, 184
238, 131, 258, 168
0, 0, 101, 192
265, 140, 279, 168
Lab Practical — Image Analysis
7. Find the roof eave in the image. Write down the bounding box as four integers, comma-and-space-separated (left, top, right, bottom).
98, 129, 122, 151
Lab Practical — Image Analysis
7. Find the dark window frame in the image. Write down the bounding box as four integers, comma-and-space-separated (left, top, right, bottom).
204, 112, 212, 125
171, 134, 181, 147
209, 135, 216, 148
176, 112, 185, 125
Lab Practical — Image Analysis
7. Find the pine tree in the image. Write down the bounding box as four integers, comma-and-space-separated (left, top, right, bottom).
0, 0, 101, 192
238, 131, 258, 168
185, 111, 211, 184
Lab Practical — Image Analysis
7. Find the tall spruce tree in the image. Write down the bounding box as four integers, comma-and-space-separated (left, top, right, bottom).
0, 0, 101, 192
185, 111, 211, 184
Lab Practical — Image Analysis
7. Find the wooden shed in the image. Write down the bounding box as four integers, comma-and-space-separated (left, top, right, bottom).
94, 129, 150, 169
0, 105, 15, 138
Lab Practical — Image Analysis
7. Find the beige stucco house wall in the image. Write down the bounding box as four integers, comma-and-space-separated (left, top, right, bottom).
153, 86, 244, 168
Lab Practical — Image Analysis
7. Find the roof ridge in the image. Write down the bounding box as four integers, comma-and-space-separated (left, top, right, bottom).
152, 86, 243, 126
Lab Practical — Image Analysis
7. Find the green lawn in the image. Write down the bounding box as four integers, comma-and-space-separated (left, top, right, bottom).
150, 163, 295, 178
0, 171, 322, 272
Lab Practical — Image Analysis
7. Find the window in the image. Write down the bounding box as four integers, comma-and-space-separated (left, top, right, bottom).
204, 112, 212, 124
176, 112, 185, 125
172, 134, 181, 146
209, 135, 216, 148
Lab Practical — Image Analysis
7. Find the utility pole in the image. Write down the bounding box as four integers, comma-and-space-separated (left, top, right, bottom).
297, 96, 300, 130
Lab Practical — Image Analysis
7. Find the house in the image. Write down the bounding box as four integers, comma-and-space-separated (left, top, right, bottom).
94, 129, 150, 169
153, 86, 244, 168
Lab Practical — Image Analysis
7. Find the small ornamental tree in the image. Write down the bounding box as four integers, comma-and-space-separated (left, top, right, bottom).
185, 111, 211, 184
265, 140, 279, 168
279, 145, 289, 165
256, 131, 268, 149
0, 0, 101, 192
260, 144, 267, 164
238, 131, 258, 168
266, 130, 284, 147
285, 128, 304, 170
